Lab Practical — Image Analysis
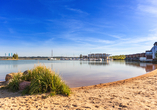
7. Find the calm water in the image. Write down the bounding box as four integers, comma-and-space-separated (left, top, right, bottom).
0, 60, 157, 88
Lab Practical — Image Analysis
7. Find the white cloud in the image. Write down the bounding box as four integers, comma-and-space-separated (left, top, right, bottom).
60, 34, 114, 44
8, 28, 15, 34
137, 0, 157, 15
145, 0, 157, 6
65, 6, 88, 15
138, 5, 157, 14
149, 28, 157, 32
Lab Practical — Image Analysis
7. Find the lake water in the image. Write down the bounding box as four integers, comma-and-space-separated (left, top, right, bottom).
0, 60, 157, 88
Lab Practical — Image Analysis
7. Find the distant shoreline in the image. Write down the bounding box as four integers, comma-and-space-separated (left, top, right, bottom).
1, 59, 18, 60
0, 58, 49, 60
0, 57, 50, 60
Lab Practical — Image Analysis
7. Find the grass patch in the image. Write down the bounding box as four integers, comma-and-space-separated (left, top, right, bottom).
6, 73, 22, 92
5, 65, 70, 96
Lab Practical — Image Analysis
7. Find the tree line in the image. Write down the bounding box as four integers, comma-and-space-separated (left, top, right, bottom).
110, 55, 126, 60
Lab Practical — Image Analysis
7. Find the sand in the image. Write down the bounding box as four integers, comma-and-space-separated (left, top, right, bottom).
0, 69, 157, 110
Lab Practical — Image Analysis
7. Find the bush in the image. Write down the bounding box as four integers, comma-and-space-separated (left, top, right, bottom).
6, 73, 22, 92
6, 65, 70, 96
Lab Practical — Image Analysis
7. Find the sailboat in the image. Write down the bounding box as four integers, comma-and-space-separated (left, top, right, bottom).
48, 50, 54, 60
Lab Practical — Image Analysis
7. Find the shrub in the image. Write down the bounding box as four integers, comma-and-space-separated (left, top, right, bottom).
6, 65, 70, 96
6, 73, 22, 92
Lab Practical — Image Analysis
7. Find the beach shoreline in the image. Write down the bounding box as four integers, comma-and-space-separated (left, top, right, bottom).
0, 69, 157, 109
71, 69, 157, 90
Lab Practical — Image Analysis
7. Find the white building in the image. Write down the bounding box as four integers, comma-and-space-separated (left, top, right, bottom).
145, 42, 157, 61
151, 42, 157, 59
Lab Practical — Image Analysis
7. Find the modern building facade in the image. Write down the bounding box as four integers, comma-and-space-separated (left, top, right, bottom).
88, 53, 110, 59
145, 42, 157, 60
125, 42, 157, 61
125, 53, 145, 61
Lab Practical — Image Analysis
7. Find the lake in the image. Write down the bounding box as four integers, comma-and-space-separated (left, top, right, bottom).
0, 60, 157, 88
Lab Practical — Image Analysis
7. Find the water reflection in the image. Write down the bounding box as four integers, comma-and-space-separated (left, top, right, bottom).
125, 61, 157, 72
80, 61, 88, 65
85, 60, 157, 73
111, 60, 125, 64
88, 61, 109, 66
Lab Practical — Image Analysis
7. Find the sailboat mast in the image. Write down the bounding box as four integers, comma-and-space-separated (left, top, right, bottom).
51, 50, 53, 58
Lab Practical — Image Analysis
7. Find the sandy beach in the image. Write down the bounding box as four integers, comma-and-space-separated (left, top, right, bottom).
0, 69, 157, 110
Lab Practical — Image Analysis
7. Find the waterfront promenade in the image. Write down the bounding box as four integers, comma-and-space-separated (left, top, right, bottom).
0, 69, 157, 109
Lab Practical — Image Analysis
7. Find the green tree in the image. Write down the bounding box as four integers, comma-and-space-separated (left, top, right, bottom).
110, 55, 126, 60
12, 53, 18, 59
80, 54, 82, 58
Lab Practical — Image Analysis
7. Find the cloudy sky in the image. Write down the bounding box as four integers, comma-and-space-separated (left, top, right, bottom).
0, 0, 157, 57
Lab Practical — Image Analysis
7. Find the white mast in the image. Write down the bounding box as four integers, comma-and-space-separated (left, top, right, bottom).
51, 50, 53, 59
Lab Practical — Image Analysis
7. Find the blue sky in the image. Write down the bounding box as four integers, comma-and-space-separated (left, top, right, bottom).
0, 0, 157, 57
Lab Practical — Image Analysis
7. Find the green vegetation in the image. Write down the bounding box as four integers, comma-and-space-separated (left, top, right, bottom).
6, 65, 70, 96
110, 55, 126, 60
80, 54, 82, 58
12, 53, 18, 59
6, 73, 21, 92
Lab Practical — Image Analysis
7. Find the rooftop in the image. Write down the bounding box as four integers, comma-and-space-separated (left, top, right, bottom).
154, 42, 157, 46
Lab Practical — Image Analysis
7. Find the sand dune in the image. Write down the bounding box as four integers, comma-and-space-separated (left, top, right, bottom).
0, 69, 157, 110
